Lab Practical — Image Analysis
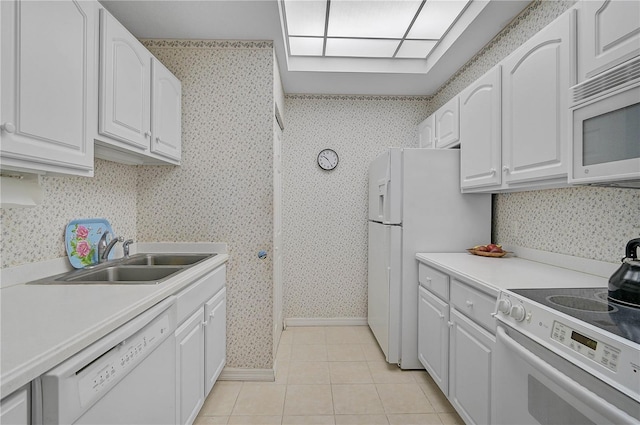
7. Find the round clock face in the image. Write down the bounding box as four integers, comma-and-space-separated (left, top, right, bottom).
317, 149, 339, 170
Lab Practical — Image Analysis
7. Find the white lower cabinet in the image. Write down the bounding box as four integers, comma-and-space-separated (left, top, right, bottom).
417, 262, 496, 425
176, 308, 206, 425
204, 288, 226, 395
0, 385, 30, 425
418, 286, 449, 396
449, 308, 495, 425
175, 265, 226, 425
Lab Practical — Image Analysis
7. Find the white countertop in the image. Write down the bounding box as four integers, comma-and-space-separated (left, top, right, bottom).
0, 244, 228, 397
415, 252, 609, 297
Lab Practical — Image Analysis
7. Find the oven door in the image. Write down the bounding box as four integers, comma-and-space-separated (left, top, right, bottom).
493, 325, 639, 425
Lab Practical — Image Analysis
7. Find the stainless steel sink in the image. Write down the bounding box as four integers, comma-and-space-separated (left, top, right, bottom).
122, 253, 214, 266
26, 252, 217, 285
55, 266, 183, 284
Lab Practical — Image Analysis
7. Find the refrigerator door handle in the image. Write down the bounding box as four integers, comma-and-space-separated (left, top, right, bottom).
377, 178, 388, 221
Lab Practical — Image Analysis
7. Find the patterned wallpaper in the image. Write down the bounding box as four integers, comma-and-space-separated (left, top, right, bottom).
0, 159, 137, 268
494, 187, 640, 263
426, 0, 639, 264
283, 96, 428, 319
140, 40, 275, 369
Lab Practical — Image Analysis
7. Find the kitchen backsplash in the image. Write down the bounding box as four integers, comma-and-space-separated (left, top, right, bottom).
283, 95, 428, 319
494, 187, 639, 264
141, 40, 275, 370
0, 159, 137, 269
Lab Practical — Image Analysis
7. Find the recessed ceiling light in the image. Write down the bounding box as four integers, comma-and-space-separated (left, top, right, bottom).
326, 38, 400, 58
289, 37, 325, 56
282, 0, 471, 60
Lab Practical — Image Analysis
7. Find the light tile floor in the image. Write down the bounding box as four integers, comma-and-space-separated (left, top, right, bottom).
195, 326, 465, 425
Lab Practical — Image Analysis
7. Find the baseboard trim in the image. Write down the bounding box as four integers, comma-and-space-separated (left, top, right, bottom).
218, 367, 275, 382
284, 317, 368, 327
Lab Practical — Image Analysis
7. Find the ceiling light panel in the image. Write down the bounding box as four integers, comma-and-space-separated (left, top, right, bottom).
284, 0, 327, 36
407, 0, 469, 39
289, 37, 325, 56
325, 38, 400, 58
395, 40, 437, 58
328, 0, 422, 38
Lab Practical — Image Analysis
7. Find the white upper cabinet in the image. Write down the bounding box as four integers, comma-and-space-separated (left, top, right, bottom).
417, 115, 435, 149
501, 10, 574, 186
0, 0, 96, 176
151, 58, 182, 161
577, 0, 640, 82
99, 9, 151, 152
97, 8, 181, 165
434, 96, 460, 149
460, 66, 502, 190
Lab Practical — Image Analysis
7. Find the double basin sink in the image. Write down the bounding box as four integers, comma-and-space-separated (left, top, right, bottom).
28, 253, 216, 285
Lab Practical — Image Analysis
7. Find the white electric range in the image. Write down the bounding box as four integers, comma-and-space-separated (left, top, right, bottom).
493, 287, 640, 425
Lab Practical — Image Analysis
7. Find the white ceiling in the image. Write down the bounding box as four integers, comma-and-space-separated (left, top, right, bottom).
100, 0, 531, 96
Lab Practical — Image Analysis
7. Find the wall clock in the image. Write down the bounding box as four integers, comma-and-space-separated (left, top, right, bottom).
317, 149, 339, 171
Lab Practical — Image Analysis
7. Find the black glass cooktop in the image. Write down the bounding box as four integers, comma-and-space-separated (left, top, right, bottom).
512, 287, 640, 345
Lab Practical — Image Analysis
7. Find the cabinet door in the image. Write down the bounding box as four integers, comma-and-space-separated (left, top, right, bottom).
0, 385, 29, 425
460, 66, 502, 189
204, 288, 226, 396
151, 58, 182, 162
418, 286, 449, 396
99, 9, 151, 151
502, 11, 573, 185
578, 0, 640, 81
449, 308, 495, 425
418, 115, 435, 148
435, 96, 460, 149
0, 0, 95, 176
175, 308, 205, 425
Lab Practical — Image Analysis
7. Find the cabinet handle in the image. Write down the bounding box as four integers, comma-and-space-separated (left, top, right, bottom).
447, 321, 454, 328
202, 321, 208, 327
1, 122, 16, 133
426, 277, 432, 285
489, 168, 496, 176
144, 131, 151, 138
466, 300, 474, 308
209, 311, 215, 319
503, 166, 510, 173
438, 312, 445, 320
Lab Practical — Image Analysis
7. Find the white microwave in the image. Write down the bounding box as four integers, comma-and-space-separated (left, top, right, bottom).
570, 58, 640, 188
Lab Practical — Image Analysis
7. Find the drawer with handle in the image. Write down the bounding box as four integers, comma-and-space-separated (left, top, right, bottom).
450, 279, 496, 332
418, 263, 449, 301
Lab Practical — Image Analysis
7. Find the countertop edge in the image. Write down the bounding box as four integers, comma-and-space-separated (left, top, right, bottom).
1, 252, 229, 397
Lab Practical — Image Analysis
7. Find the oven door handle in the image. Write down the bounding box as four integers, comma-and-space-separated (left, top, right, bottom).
497, 326, 637, 425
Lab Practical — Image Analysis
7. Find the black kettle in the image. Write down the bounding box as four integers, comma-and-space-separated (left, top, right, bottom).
608, 238, 640, 307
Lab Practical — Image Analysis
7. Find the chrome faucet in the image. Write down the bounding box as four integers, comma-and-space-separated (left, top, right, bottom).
122, 239, 134, 258
98, 231, 124, 263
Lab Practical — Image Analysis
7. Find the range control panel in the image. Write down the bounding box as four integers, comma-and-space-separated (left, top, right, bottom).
77, 314, 171, 406
551, 321, 620, 372
495, 290, 640, 403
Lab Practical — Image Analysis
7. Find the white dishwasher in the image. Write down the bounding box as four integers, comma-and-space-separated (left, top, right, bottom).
32, 297, 177, 425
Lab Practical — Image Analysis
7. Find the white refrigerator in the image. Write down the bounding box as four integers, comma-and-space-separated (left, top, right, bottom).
368, 148, 491, 369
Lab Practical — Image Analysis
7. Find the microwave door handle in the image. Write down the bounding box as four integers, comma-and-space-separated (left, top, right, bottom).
496, 326, 637, 425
